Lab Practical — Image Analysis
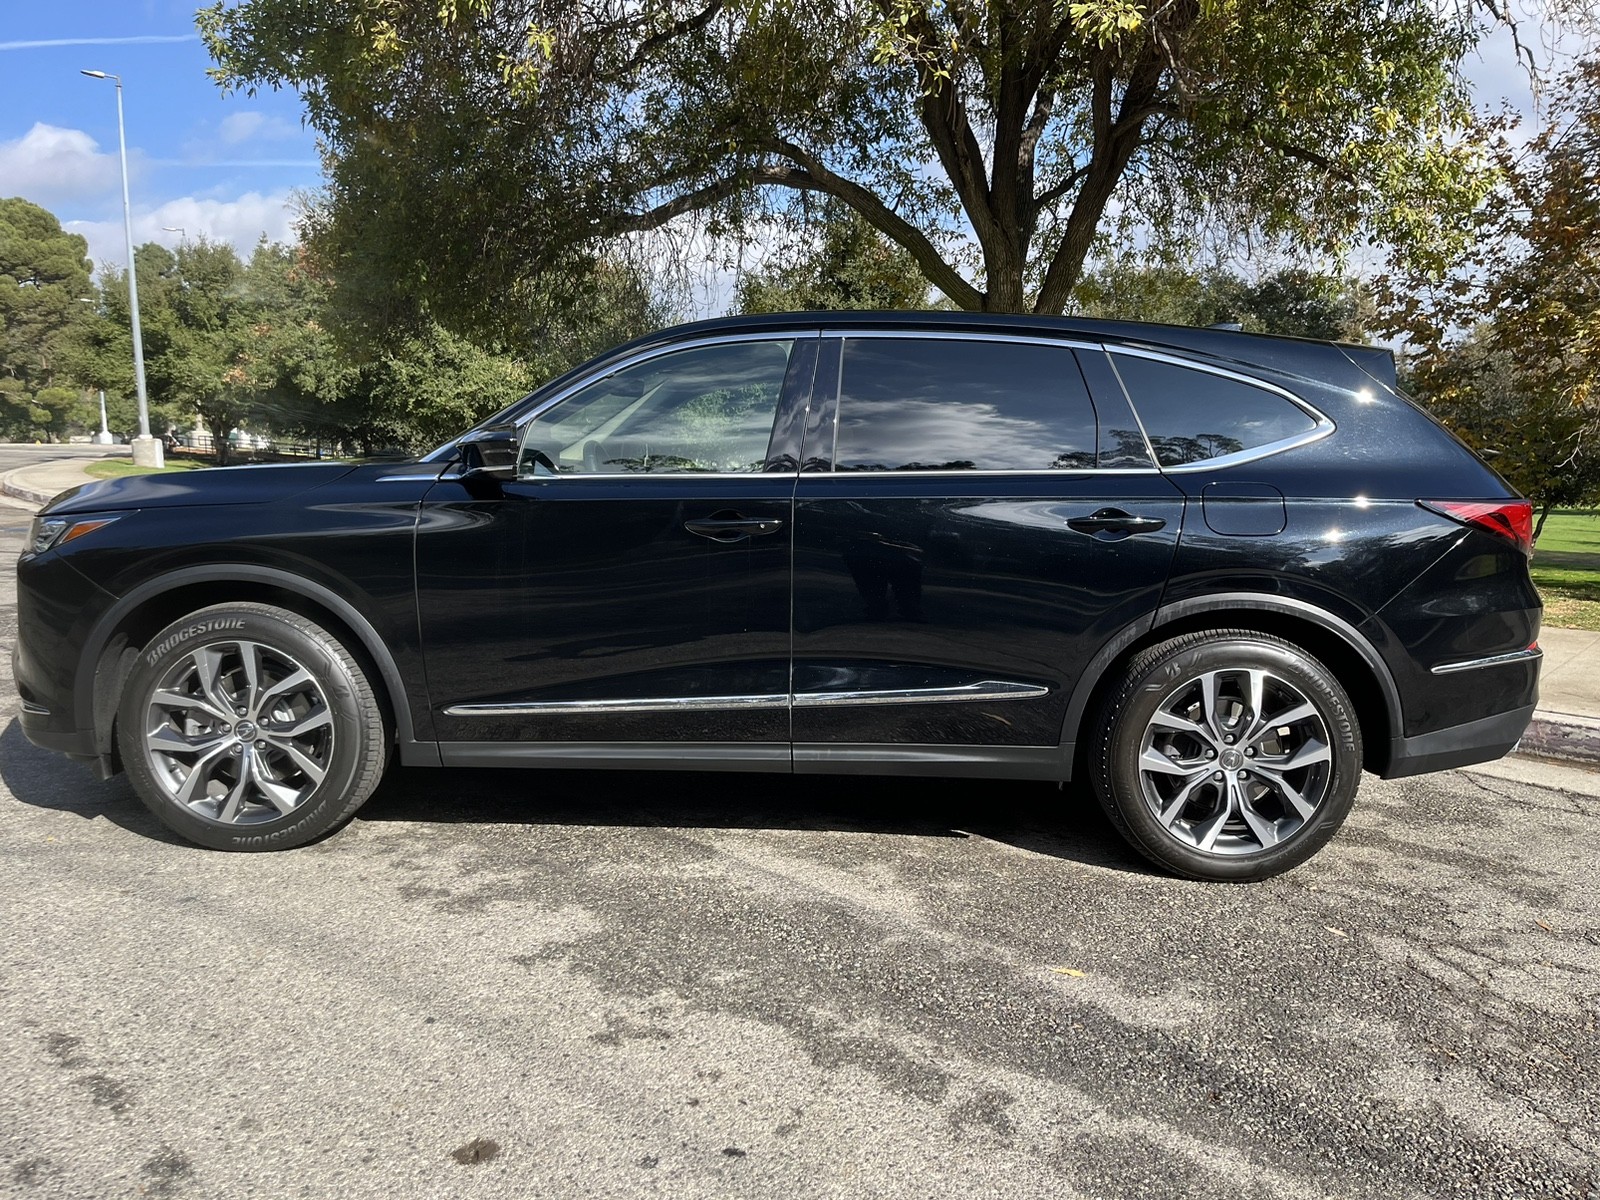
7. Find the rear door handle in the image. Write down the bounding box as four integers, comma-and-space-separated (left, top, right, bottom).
684, 515, 785, 543
1067, 508, 1167, 537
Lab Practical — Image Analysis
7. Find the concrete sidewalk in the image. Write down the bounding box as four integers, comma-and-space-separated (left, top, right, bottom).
5, 451, 1600, 769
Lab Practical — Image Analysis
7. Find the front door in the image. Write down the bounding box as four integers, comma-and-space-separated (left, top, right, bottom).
416, 334, 815, 764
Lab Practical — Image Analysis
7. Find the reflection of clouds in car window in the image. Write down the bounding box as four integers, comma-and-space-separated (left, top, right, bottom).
836, 340, 1098, 472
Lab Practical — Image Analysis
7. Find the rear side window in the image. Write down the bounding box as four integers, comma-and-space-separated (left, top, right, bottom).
1111, 354, 1320, 467
832, 338, 1098, 471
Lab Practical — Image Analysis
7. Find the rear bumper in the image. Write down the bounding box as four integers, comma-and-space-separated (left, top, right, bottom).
1380, 703, 1535, 779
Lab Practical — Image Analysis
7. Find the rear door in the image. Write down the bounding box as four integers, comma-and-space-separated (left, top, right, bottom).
790, 333, 1186, 772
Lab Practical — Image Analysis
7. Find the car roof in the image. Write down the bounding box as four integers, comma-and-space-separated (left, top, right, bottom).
620, 310, 1396, 392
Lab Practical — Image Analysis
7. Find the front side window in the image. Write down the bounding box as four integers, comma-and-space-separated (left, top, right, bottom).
830, 338, 1099, 472
1111, 354, 1320, 468
518, 339, 794, 476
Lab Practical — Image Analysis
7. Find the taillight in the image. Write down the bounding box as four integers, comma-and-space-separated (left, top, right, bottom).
1420, 500, 1534, 556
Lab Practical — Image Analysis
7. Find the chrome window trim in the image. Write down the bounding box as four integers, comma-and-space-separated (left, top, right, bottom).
442, 679, 1048, 718
1430, 646, 1543, 675
1104, 346, 1336, 473
796, 467, 1164, 479
484, 331, 816, 483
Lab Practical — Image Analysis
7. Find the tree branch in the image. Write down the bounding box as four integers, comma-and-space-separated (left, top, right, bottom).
763, 140, 984, 309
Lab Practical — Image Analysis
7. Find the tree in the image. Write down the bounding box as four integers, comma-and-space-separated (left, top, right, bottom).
1381, 56, 1600, 540
1070, 261, 1372, 341
0, 197, 99, 439
735, 202, 930, 313
201, 0, 1504, 329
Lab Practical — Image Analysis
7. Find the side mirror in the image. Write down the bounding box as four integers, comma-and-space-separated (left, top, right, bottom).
457, 427, 519, 476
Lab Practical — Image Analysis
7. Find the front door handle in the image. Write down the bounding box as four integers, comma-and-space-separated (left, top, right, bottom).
684, 514, 786, 543
1067, 508, 1167, 538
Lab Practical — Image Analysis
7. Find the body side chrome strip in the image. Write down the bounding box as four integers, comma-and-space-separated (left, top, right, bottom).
443, 680, 1048, 718
1430, 646, 1543, 675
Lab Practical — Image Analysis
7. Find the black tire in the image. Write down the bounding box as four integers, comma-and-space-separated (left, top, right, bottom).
117, 602, 388, 851
1089, 629, 1361, 882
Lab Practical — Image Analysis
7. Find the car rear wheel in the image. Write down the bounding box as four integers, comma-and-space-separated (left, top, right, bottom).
117, 602, 387, 851
1090, 630, 1362, 881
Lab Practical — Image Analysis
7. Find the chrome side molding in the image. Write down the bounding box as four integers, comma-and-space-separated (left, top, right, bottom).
443, 679, 1048, 718
1430, 646, 1543, 675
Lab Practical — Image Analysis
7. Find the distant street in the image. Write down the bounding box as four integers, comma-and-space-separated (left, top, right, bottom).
0, 443, 124, 478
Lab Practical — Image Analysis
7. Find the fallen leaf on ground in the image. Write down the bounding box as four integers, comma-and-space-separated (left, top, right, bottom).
1049, 967, 1087, 977
1325, 926, 1349, 939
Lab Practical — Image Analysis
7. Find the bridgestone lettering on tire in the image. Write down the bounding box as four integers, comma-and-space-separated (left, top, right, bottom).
118, 602, 387, 851
1090, 629, 1362, 882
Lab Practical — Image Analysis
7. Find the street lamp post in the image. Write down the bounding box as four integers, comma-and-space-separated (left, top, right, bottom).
81, 69, 162, 468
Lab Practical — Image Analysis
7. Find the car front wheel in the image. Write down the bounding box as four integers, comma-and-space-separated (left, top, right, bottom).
1090, 629, 1362, 881
117, 602, 387, 851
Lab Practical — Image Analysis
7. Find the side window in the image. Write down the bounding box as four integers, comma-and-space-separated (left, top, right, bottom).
832, 338, 1098, 472
1111, 354, 1320, 468
519, 340, 793, 475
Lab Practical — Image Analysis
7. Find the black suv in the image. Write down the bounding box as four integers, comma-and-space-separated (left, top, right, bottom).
14, 313, 1540, 880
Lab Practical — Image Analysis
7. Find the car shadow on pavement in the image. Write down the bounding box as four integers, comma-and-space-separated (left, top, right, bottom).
0, 718, 192, 847
1, 717, 1151, 873
359, 761, 1155, 875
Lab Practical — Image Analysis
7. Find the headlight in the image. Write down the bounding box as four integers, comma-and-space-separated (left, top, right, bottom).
27, 515, 118, 556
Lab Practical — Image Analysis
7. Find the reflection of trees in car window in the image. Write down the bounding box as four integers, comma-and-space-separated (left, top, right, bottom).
1147, 433, 1246, 465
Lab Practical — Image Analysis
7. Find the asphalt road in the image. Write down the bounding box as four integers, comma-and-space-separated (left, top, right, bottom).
1, 513, 1597, 1199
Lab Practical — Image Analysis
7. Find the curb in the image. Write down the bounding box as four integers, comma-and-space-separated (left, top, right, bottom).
1515, 711, 1600, 767
0, 467, 56, 507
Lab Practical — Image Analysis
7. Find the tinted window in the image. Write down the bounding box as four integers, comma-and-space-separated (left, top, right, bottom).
1111, 354, 1319, 467
519, 340, 793, 475
832, 338, 1097, 472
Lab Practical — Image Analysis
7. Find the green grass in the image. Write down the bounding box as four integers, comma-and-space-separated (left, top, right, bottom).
1532, 509, 1600, 631
85, 457, 210, 479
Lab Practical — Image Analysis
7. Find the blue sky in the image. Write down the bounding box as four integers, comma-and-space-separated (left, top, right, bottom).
0, 0, 321, 270
0, 2, 1571, 282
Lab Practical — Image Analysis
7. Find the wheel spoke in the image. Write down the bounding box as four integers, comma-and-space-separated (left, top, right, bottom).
191, 646, 236, 717
1279, 739, 1331, 771
1141, 746, 1205, 777
1237, 792, 1281, 848
256, 668, 313, 709
174, 742, 233, 805
150, 689, 231, 725
1198, 671, 1223, 740
1244, 669, 1268, 740
1148, 708, 1215, 746
1251, 765, 1317, 820
274, 707, 331, 740
217, 746, 253, 823
1248, 701, 1318, 744
1157, 771, 1212, 828
265, 735, 327, 785
248, 751, 302, 813
237, 641, 263, 717
147, 726, 229, 757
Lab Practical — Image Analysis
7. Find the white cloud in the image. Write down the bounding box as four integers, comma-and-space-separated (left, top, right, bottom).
0, 122, 122, 203
217, 111, 301, 146
65, 191, 301, 272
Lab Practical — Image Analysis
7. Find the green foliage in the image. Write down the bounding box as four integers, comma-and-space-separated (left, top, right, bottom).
1382, 57, 1600, 537
1070, 261, 1373, 341
734, 203, 930, 314
200, 0, 1504, 321
0, 197, 99, 439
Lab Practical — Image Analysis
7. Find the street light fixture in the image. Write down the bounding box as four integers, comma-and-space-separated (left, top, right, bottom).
162, 226, 185, 241
80, 68, 162, 468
